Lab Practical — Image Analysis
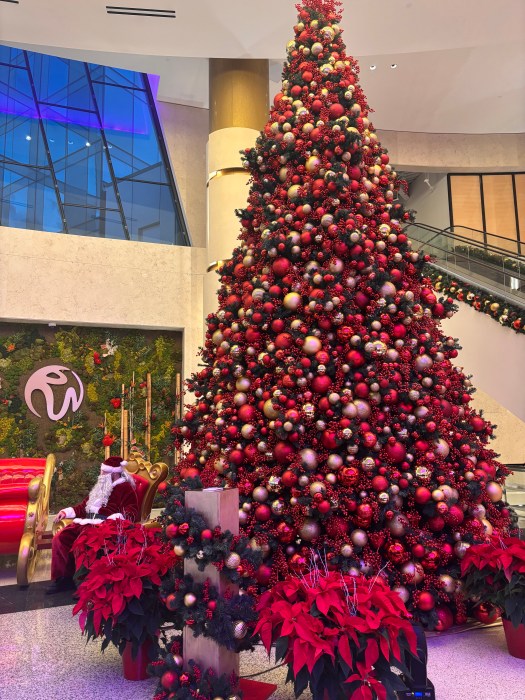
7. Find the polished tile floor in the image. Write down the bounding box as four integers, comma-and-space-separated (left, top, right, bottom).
1, 547, 524, 699
0, 602, 523, 700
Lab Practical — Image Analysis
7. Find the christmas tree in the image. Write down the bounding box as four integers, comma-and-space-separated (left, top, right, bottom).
170, 0, 514, 629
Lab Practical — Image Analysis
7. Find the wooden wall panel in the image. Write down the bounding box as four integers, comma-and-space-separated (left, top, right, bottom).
482, 175, 517, 252
449, 175, 484, 243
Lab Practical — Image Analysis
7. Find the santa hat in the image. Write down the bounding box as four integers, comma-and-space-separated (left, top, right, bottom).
100, 456, 128, 474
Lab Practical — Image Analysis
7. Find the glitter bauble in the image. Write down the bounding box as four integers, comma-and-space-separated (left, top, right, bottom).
233, 620, 248, 639
225, 552, 241, 569
299, 519, 320, 541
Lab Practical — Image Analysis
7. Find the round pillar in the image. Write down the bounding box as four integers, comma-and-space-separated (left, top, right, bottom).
205, 59, 269, 319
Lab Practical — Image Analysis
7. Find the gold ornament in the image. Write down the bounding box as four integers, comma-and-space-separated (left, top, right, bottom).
184, 593, 197, 607
233, 620, 248, 639
225, 552, 241, 569
173, 545, 185, 557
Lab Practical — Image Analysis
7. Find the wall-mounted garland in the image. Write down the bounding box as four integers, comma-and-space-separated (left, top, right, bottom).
424, 264, 525, 335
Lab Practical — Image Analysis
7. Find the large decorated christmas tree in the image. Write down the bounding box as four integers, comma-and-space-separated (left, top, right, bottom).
170, 0, 514, 629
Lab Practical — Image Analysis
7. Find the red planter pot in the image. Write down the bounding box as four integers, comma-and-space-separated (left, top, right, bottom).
502, 618, 525, 660
122, 639, 152, 680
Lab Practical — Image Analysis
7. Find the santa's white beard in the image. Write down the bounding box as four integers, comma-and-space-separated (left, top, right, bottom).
86, 473, 115, 513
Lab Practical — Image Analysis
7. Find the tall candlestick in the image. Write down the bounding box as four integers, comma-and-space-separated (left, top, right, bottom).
104, 411, 110, 459
146, 373, 152, 458
122, 409, 129, 460
120, 383, 125, 456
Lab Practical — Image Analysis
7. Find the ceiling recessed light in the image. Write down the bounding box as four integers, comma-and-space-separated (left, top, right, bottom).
390, 63, 398, 69
369, 65, 377, 71
85, 141, 91, 147
25, 135, 32, 141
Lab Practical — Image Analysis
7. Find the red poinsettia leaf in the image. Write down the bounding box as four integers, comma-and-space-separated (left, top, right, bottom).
369, 676, 387, 700
338, 633, 353, 669
111, 592, 124, 617
254, 617, 275, 653
379, 630, 391, 661
349, 683, 373, 700
129, 577, 143, 598
292, 638, 309, 677
364, 638, 379, 671
78, 610, 87, 632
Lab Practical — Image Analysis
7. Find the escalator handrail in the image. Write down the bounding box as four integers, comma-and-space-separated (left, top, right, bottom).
420, 242, 525, 285
405, 222, 525, 265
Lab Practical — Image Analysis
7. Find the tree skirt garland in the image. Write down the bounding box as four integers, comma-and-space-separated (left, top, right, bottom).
158, 480, 262, 588
161, 573, 259, 652
150, 642, 242, 699
424, 264, 525, 334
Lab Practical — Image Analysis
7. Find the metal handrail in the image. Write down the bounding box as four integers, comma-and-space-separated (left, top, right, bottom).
406, 222, 525, 264
443, 224, 520, 249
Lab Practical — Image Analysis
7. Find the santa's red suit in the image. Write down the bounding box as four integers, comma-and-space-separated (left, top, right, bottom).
50, 456, 139, 582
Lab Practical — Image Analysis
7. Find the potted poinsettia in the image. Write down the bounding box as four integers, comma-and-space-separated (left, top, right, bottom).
255, 568, 419, 700
461, 535, 525, 659
72, 518, 176, 679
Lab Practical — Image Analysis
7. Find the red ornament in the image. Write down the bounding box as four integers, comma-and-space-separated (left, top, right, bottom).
272, 258, 291, 277
435, 604, 454, 632
311, 375, 332, 394
255, 505, 271, 522
417, 592, 435, 611
274, 442, 295, 464
472, 603, 500, 625
385, 441, 406, 464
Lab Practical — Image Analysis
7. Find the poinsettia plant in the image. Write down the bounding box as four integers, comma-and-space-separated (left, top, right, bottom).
72, 519, 176, 657
255, 568, 419, 700
461, 535, 525, 628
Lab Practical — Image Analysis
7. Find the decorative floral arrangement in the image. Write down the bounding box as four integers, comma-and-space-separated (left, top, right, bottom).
72, 519, 176, 657
424, 265, 525, 334
255, 568, 418, 700
461, 535, 525, 628
150, 639, 241, 700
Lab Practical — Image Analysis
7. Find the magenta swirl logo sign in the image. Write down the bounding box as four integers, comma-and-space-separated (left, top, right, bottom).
24, 365, 84, 422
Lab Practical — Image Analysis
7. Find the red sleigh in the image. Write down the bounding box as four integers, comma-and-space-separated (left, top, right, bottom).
0, 455, 55, 585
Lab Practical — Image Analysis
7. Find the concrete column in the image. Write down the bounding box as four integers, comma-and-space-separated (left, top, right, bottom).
205, 59, 269, 319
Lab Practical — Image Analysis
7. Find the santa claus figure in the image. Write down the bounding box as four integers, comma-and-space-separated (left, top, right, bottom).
46, 456, 139, 594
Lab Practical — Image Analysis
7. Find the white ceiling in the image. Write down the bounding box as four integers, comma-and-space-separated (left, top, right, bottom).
1, 0, 524, 134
